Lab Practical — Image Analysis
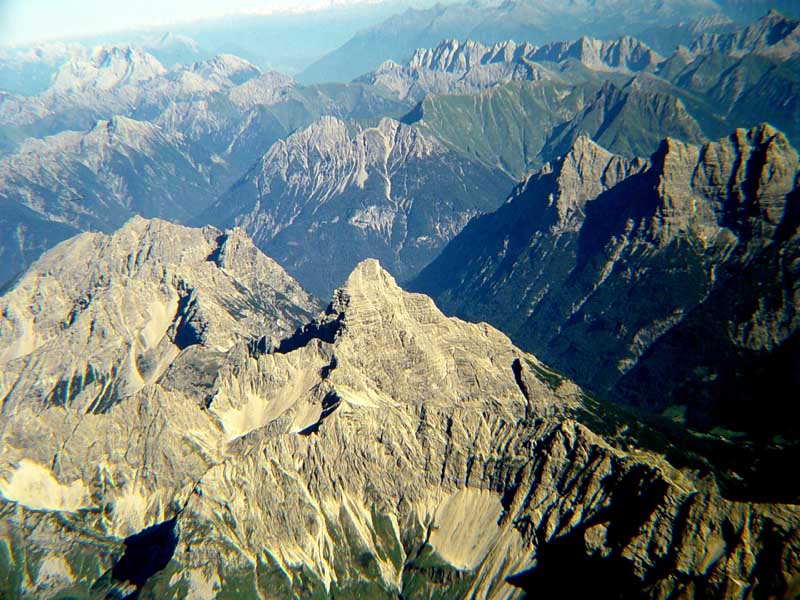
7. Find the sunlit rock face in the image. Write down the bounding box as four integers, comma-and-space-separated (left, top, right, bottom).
0, 233, 797, 598
0, 217, 319, 540
201, 115, 511, 297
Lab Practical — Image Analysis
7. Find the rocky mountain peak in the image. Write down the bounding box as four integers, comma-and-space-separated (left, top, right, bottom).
227, 69, 295, 110
509, 122, 798, 246
648, 123, 798, 242
537, 134, 642, 227
285, 257, 548, 419
49, 45, 166, 92
689, 10, 800, 58
190, 53, 260, 86
332, 257, 420, 315
531, 34, 663, 71
86, 114, 168, 146
412, 122, 800, 447
407, 38, 511, 71
0, 217, 319, 414
255, 115, 440, 201
2, 116, 171, 185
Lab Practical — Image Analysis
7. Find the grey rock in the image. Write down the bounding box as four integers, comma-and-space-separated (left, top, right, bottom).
0, 215, 319, 421
411, 124, 800, 436
360, 36, 662, 103
200, 115, 512, 297
0, 115, 216, 230
0, 256, 796, 599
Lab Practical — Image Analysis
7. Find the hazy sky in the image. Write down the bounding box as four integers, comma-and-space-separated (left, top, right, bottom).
0, 0, 370, 45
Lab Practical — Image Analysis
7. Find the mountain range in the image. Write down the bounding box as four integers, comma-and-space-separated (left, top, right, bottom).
3, 11, 798, 296
0, 6, 798, 598
411, 124, 800, 440
0, 115, 219, 285
0, 224, 797, 598
299, 0, 800, 83
200, 115, 511, 297
208, 11, 799, 298
358, 36, 663, 102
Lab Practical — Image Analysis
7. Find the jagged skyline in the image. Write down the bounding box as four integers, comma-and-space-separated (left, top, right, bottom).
0, 3, 797, 596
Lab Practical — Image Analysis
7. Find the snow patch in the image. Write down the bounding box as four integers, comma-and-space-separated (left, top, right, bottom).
0, 459, 88, 512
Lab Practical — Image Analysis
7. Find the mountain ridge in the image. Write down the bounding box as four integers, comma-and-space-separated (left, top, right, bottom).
360, 35, 662, 102
410, 123, 800, 437
0, 115, 215, 231
0, 240, 797, 597
200, 114, 512, 296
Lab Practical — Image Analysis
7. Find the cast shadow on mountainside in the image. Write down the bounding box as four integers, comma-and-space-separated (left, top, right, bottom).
101, 518, 179, 599
507, 457, 794, 599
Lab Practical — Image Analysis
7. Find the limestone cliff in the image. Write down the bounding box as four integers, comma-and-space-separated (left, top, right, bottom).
0, 246, 796, 598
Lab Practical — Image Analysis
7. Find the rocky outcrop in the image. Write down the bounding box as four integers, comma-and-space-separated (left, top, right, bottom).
0, 255, 797, 599
0, 216, 319, 419
411, 124, 800, 437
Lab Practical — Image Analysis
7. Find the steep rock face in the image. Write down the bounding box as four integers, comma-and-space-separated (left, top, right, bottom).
0, 258, 797, 599
532, 35, 663, 71
201, 115, 511, 297
0, 116, 214, 231
411, 125, 800, 436
0, 216, 319, 423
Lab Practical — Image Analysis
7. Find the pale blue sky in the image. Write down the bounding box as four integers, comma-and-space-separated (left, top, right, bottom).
0, 0, 360, 45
